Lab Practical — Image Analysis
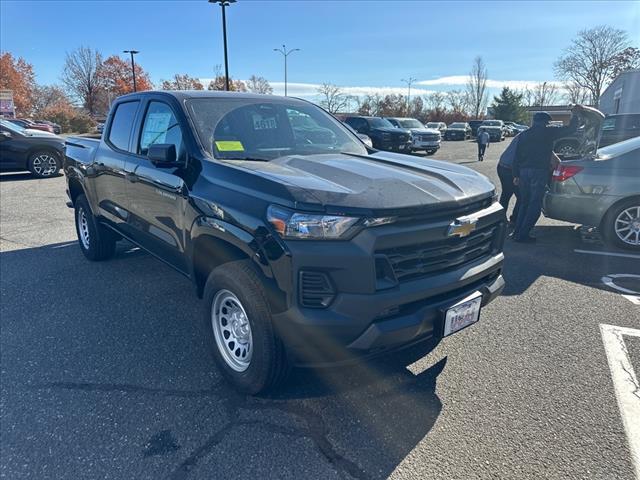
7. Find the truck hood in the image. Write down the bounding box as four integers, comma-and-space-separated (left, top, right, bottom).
224, 152, 494, 215
372, 127, 411, 136
408, 127, 440, 135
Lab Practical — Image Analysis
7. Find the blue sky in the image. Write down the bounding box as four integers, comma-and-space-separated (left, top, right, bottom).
1, 0, 638, 99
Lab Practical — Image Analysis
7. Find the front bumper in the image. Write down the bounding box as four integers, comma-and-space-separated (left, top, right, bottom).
412, 140, 441, 151
445, 133, 466, 140
273, 255, 504, 366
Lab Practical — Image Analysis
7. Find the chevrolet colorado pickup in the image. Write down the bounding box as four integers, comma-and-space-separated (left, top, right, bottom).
65, 91, 506, 394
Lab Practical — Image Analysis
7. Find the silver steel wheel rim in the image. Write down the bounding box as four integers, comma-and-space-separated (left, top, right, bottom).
556, 144, 576, 155
615, 206, 640, 246
211, 289, 253, 372
32, 154, 58, 176
78, 208, 90, 250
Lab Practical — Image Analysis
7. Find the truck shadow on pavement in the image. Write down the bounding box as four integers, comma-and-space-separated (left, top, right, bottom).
1, 241, 445, 480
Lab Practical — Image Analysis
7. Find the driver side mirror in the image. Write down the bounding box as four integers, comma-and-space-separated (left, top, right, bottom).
147, 143, 180, 168
0, 131, 12, 141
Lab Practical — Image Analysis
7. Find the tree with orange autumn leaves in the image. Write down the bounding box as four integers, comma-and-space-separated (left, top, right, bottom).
0, 52, 36, 117
99, 55, 153, 97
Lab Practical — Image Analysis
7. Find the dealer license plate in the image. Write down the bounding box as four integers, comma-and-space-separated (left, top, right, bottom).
443, 292, 482, 336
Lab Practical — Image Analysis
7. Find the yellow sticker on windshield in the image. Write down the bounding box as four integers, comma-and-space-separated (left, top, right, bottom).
215, 140, 244, 152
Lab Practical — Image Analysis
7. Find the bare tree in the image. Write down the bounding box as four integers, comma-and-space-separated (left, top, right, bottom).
466, 56, 488, 118
246, 75, 273, 94
61, 46, 104, 115
446, 89, 469, 114
563, 81, 591, 104
554, 25, 632, 107
32, 85, 71, 116
611, 47, 640, 77
525, 81, 559, 106
317, 83, 349, 114
160, 74, 204, 90
425, 92, 446, 111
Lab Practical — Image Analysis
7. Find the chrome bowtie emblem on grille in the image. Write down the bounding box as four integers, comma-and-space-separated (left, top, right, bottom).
447, 217, 477, 238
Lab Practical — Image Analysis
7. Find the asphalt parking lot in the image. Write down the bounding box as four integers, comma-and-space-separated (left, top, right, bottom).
1, 138, 639, 479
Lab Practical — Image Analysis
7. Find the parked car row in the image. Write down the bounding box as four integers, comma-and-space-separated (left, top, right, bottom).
343, 116, 441, 154
4, 118, 61, 135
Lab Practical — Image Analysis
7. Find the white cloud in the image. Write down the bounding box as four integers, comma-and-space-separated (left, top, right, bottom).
198, 76, 562, 99
416, 75, 563, 90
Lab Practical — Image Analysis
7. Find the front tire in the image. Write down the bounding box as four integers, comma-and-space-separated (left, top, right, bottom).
74, 194, 117, 261
602, 199, 640, 251
203, 260, 290, 394
28, 150, 60, 178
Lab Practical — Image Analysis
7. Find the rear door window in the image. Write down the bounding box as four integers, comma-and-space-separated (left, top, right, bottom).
108, 101, 140, 152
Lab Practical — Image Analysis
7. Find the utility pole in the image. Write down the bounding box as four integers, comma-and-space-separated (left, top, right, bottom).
273, 45, 300, 96
401, 76, 417, 110
209, 0, 237, 91
123, 50, 139, 92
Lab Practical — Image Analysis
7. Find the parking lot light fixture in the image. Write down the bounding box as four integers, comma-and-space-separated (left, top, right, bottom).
273, 45, 300, 96
209, 0, 237, 91
123, 50, 139, 92
401, 76, 417, 111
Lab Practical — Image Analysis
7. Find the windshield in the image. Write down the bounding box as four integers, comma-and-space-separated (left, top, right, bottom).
0, 120, 26, 135
187, 98, 368, 160
398, 119, 424, 129
449, 123, 465, 128
368, 117, 394, 129
596, 135, 640, 159
426, 123, 439, 128
482, 120, 502, 126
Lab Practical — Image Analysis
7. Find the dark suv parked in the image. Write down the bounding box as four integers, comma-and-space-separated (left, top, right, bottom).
598, 113, 640, 147
468, 120, 484, 137
65, 91, 506, 394
343, 116, 412, 152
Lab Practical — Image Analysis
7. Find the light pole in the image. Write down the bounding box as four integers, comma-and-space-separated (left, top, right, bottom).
209, 0, 236, 91
273, 45, 300, 96
123, 50, 139, 92
401, 76, 417, 110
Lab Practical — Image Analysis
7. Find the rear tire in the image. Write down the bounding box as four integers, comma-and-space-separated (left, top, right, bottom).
74, 194, 117, 261
28, 150, 60, 178
602, 198, 640, 251
554, 141, 578, 156
203, 260, 290, 394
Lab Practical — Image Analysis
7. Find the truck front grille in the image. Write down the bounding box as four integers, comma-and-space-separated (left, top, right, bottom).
377, 225, 497, 283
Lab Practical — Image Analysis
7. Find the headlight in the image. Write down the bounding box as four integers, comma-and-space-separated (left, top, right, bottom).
267, 205, 360, 240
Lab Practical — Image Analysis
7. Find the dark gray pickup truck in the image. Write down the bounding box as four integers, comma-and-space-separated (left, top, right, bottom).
64, 91, 506, 394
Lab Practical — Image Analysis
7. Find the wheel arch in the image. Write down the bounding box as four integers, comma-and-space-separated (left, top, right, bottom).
189, 221, 285, 313
26, 146, 63, 163
600, 194, 640, 228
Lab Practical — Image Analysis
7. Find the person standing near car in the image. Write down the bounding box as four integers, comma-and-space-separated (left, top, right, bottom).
497, 133, 521, 225
512, 106, 583, 243
477, 128, 490, 161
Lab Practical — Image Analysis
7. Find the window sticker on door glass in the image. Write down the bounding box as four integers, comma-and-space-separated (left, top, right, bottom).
252, 114, 277, 130
215, 140, 245, 152
141, 112, 172, 149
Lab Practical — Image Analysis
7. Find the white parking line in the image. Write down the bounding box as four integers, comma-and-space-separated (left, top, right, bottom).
623, 295, 640, 306
574, 249, 640, 260
600, 324, 640, 479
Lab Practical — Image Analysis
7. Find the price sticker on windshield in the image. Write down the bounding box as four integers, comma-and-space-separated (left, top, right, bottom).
215, 141, 245, 152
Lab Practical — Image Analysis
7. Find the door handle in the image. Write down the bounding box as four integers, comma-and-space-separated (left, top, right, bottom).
125, 172, 138, 183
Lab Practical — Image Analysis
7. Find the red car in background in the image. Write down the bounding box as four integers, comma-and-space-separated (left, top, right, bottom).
6, 118, 55, 134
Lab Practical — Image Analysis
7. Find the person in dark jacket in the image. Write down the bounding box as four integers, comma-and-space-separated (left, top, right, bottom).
497, 133, 521, 224
512, 106, 583, 243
